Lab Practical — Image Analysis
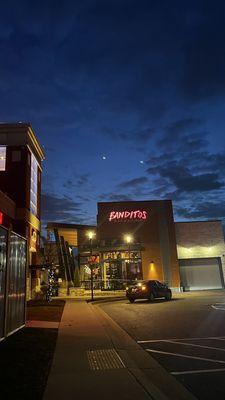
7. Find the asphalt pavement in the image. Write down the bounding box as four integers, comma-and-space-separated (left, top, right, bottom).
100, 290, 225, 400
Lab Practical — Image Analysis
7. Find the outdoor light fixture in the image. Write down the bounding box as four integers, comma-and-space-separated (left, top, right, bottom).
86, 230, 95, 240
86, 230, 96, 301
124, 234, 133, 266
124, 234, 133, 244
150, 261, 155, 271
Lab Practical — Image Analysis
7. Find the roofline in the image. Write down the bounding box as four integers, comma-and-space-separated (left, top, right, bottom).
27, 124, 45, 161
0, 122, 45, 161
98, 199, 172, 205
46, 222, 96, 230
175, 219, 222, 224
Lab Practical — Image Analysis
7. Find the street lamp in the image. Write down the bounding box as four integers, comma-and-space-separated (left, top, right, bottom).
86, 230, 96, 301
124, 234, 133, 283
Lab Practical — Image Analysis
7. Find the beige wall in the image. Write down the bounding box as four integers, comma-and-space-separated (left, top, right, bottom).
57, 228, 78, 246
175, 221, 225, 278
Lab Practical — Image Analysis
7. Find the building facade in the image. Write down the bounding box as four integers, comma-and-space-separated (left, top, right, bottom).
97, 200, 180, 289
46, 200, 225, 292
0, 123, 45, 297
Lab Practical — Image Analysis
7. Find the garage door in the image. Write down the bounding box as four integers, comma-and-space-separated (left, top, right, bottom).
179, 258, 223, 291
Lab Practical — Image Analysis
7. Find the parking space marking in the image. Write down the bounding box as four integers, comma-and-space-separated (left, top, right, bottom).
171, 368, 225, 376
137, 336, 225, 343
146, 349, 225, 364
163, 340, 225, 352
212, 303, 225, 311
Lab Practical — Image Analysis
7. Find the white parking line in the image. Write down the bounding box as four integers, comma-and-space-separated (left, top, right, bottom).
146, 349, 225, 364
212, 303, 225, 311
171, 368, 225, 376
163, 340, 225, 352
137, 336, 225, 343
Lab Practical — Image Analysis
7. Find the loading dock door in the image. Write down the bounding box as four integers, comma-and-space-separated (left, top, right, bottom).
179, 258, 223, 291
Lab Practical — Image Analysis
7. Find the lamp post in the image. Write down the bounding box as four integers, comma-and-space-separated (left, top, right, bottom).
124, 234, 133, 282
86, 230, 96, 301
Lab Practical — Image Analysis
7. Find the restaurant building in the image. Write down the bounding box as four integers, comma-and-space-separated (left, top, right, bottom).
47, 199, 225, 291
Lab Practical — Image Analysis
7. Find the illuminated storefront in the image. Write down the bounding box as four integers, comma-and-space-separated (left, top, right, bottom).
48, 200, 225, 292
96, 200, 180, 289
48, 200, 181, 290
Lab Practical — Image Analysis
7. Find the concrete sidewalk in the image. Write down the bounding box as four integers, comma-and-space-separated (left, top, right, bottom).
44, 300, 196, 400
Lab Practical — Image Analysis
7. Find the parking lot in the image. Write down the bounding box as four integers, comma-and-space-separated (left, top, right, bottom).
100, 290, 225, 399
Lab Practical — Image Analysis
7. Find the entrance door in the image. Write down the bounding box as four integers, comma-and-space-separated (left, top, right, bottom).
179, 258, 223, 291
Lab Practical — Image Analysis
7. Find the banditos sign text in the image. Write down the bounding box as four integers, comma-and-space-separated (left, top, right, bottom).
109, 210, 148, 222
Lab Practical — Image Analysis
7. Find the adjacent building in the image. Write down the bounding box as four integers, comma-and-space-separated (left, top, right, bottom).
0, 123, 45, 296
176, 221, 225, 290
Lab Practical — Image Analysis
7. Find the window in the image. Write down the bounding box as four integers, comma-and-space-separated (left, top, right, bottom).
0, 147, 6, 171
30, 153, 38, 216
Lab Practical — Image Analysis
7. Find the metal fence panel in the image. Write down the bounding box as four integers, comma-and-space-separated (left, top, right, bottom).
6, 232, 27, 336
0, 227, 7, 339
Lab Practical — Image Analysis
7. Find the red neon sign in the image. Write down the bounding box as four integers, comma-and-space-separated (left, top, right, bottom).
0, 212, 3, 225
109, 210, 148, 222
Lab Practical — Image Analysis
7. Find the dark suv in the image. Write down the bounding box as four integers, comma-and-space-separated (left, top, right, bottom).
126, 280, 172, 303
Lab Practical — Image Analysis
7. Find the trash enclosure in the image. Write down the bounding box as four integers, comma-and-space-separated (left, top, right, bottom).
0, 226, 27, 340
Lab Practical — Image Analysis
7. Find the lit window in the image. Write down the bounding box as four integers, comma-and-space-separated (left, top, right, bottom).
30, 153, 38, 216
0, 146, 6, 171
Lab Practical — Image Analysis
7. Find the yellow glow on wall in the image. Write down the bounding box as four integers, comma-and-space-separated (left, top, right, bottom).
150, 261, 155, 271
177, 244, 225, 259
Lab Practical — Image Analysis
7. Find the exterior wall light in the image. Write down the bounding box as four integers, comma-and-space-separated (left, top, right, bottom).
150, 261, 155, 271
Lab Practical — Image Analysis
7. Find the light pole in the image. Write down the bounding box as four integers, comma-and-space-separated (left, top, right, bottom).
86, 230, 96, 301
124, 234, 133, 281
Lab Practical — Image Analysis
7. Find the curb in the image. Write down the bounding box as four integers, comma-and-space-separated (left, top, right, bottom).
86, 296, 125, 304
91, 303, 197, 400
53, 296, 126, 303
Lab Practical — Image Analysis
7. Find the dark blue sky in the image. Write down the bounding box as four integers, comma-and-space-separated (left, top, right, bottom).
1, 0, 225, 226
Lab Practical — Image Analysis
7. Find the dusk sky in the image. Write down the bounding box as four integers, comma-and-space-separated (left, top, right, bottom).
1, 1, 225, 227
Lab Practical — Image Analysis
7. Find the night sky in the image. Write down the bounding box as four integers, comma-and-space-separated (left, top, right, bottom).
1, 1, 225, 228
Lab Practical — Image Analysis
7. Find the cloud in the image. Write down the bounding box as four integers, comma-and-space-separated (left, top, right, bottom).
165, 118, 203, 136
117, 176, 148, 189
158, 118, 206, 150
146, 116, 225, 197
63, 173, 90, 189
98, 193, 132, 202
148, 164, 223, 193
176, 202, 225, 221
41, 193, 85, 224
114, 127, 154, 143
